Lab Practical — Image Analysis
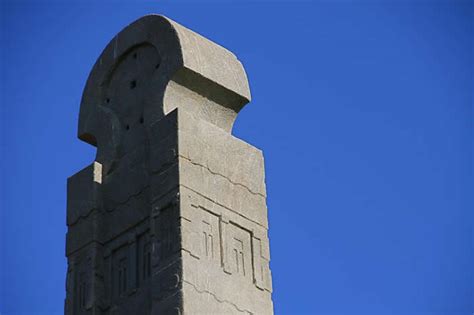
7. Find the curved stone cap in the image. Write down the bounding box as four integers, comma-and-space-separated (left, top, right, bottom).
78, 14, 251, 168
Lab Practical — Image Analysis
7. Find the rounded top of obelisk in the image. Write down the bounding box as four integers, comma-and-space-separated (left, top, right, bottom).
78, 14, 251, 169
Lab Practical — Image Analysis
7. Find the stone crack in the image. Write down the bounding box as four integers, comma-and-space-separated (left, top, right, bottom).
179, 155, 265, 198
183, 280, 253, 314
104, 184, 150, 212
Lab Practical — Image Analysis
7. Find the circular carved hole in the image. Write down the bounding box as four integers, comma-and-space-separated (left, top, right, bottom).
155, 63, 160, 69
130, 80, 137, 89
125, 124, 130, 131
106, 98, 110, 103
133, 53, 137, 59
139, 117, 144, 124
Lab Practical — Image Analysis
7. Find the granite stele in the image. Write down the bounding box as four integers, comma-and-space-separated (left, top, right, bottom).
66, 15, 273, 315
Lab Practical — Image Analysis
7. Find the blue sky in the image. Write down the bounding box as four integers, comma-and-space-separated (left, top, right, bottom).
1, 1, 472, 314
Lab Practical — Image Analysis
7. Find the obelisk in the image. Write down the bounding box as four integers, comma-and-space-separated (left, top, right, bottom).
66, 15, 273, 314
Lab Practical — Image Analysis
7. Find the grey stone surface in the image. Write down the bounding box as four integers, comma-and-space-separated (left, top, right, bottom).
66, 14, 273, 314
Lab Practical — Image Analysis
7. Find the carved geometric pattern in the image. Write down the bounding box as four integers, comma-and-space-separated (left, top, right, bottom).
202, 221, 214, 258
112, 245, 129, 299
154, 206, 179, 264
72, 255, 93, 314
199, 211, 221, 263
137, 231, 152, 284
77, 271, 87, 311
67, 14, 272, 314
225, 222, 252, 279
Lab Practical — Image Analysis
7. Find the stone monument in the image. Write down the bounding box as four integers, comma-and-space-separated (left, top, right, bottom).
66, 15, 273, 314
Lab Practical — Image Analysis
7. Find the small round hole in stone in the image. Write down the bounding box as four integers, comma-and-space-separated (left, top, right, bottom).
125, 125, 130, 131
133, 53, 137, 59
139, 117, 144, 124
130, 80, 137, 89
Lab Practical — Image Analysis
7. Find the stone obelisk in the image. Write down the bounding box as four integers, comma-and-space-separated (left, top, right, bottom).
65, 15, 273, 314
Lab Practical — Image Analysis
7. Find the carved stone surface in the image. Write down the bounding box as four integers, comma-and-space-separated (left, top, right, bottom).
66, 14, 273, 314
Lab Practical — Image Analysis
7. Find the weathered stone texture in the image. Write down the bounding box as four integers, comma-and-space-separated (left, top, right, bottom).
66, 14, 273, 314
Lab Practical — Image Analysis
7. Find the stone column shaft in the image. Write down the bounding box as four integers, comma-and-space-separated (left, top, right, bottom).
66, 14, 273, 315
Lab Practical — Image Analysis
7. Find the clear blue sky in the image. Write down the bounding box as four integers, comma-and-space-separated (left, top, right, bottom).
1, 1, 472, 314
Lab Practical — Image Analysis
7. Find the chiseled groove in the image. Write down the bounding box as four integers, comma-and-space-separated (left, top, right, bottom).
67, 216, 150, 256
183, 280, 253, 315
104, 184, 150, 212
68, 163, 179, 226
151, 160, 178, 176
178, 155, 265, 198
68, 152, 261, 226
67, 186, 150, 226
66, 240, 104, 257
68, 207, 98, 226
99, 159, 177, 211
181, 247, 199, 260
181, 184, 267, 229
153, 254, 182, 275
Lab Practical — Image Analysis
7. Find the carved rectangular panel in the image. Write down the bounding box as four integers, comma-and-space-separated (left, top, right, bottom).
112, 245, 129, 299
199, 210, 220, 263
154, 205, 180, 265
137, 231, 152, 285
65, 263, 74, 314
72, 254, 93, 314
77, 271, 87, 311
182, 205, 221, 264
252, 236, 272, 291
225, 223, 252, 279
